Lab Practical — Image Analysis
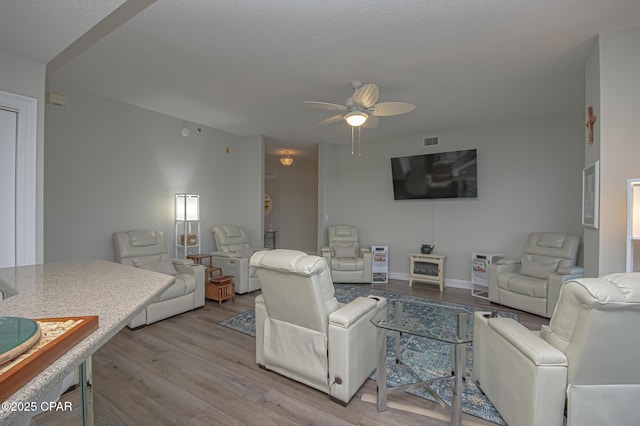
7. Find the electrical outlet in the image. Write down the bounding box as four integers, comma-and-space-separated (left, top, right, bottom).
334, 377, 342, 385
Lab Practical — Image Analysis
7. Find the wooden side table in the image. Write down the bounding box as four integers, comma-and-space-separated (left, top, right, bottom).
188, 253, 235, 304
207, 275, 235, 304
409, 253, 446, 291
187, 253, 222, 281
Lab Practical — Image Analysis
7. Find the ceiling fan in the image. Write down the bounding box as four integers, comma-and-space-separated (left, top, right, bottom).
304, 81, 416, 129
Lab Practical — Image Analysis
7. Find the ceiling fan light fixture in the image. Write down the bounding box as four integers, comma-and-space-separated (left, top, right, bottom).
280, 152, 294, 166
344, 111, 368, 127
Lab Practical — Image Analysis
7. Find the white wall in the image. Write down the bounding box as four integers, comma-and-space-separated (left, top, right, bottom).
584, 38, 601, 278
0, 52, 46, 263
44, 84, 263, 262
320, 114, 585, 284
594, 26, 640, 275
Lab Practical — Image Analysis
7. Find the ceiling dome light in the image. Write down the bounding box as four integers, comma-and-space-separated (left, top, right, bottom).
280, 152, 294, 166
344, 111, 368, 127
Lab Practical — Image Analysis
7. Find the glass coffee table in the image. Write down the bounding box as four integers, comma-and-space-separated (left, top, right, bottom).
370, 299, 473, 426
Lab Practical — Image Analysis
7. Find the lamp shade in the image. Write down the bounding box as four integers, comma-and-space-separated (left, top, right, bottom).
631, 183, 640, 239
175, 194, 199, 221
344, 111, 368, 127
280, 153, 294, 166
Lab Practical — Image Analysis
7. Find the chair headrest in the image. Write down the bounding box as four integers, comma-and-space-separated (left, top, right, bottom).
128, 229, 159, 247
525, 232, 580, 261
113, 230, 167, 263
251, 249, 327, 276
535, 233, 567, 248
220, 225, 243, 238
584, 273, 640, 305
329, 225, 359, 244
334, 225, 355, 236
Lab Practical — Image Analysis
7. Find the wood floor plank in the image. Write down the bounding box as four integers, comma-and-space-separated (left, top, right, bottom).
32, 279, 547, 425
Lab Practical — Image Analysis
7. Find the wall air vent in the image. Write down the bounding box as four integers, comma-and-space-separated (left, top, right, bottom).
423, 136, 439, 147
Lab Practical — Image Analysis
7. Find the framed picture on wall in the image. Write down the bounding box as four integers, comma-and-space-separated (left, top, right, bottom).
582, 161, 599, 229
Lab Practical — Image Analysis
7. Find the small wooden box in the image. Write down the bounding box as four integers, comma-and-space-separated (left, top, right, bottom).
180, 234, 197, 246
206, 276, 235, 304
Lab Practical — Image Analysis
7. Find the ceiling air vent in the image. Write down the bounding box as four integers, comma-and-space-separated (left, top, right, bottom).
423, 136, 439, 147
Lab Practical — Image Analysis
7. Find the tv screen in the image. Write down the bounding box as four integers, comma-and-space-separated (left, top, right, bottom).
390, 149, 477, 200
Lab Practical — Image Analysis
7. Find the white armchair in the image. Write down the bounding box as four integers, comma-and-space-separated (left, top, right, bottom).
113, 229, 205, 328
251, 249, 386, 404
488, 232, 582, 317
321, 225, 372, 283
474, 273, 640, 426
211, 225, 262, 294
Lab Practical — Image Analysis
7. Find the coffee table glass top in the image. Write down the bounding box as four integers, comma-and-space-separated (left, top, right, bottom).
370, 299, 473, 344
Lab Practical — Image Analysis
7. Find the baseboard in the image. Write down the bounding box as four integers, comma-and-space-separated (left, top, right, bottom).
389, 272, 471, 290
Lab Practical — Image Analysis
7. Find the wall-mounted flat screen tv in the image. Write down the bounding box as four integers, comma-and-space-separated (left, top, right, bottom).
390, 149, 477, 200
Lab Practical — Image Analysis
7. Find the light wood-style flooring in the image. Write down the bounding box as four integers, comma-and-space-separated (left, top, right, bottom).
32, 280, 548, 426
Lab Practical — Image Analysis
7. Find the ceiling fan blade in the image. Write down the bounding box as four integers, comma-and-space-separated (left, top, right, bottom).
304, 101, 347, 112
352, 83, 379, 108
371, 101, 416, 117
363, 115, 379, 129
318, 115, 344, 126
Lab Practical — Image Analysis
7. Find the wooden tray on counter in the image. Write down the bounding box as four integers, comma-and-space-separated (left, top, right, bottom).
0, 316, 99, 402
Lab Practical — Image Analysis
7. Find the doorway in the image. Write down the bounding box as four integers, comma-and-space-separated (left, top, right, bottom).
0, 90, 37, 267
0, 107, 17, 267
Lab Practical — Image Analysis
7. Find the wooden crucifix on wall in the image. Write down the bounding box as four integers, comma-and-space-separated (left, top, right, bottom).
586, 106, 597, 144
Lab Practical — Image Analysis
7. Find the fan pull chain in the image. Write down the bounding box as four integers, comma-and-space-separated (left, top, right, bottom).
351, 126, 355, 155
351, 127, 363, 156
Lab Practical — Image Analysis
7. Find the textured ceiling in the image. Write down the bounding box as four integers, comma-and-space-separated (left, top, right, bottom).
4, 0, 640, 156
0, 0, 127, 63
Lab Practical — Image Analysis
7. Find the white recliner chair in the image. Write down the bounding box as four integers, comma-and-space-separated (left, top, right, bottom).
488, 232, 582, 317
113, 229, 205, 328
474, 272, 640, 426
211, 225, 262, 294
251, 249, 386, 404
321, 225, 372, 283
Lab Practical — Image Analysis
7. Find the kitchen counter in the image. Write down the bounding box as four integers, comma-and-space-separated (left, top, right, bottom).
0, 259, 175, 424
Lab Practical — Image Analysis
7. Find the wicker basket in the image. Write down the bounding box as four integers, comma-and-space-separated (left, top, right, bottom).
180, 233, 198, 246
206, 276, 235, 304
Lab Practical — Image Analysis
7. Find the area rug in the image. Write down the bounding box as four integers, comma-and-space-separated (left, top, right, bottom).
220, 284, 515, 425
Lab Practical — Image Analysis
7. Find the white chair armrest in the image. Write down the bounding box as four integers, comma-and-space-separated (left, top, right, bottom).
321, 246, 332, 262
367, 295, 387, 309
211, 250, 239, 258
557, 265, 583, 275
172, 257, 195, 266
494, 256, 521, 265
487, 317, 567, 366
473, 311, 568, 426
172, 260, 204, 277
329, 296, 379, 328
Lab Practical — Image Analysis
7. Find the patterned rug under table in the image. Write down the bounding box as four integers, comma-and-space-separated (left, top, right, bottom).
220, 284, 515, 425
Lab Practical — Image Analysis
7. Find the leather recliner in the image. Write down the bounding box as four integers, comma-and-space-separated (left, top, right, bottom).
251, 249, 386, 404
211, 225, 262, 294
321, 225, 372, 283
113, 229, 205, 328
488, 232, 582, 318
474, 272, 640, 426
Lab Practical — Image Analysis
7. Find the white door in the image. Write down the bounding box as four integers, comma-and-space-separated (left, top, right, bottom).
0, 90, 37, 267
0, 107, 17, 267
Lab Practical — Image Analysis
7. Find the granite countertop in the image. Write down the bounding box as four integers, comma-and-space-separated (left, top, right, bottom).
0, 259, 175, 424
